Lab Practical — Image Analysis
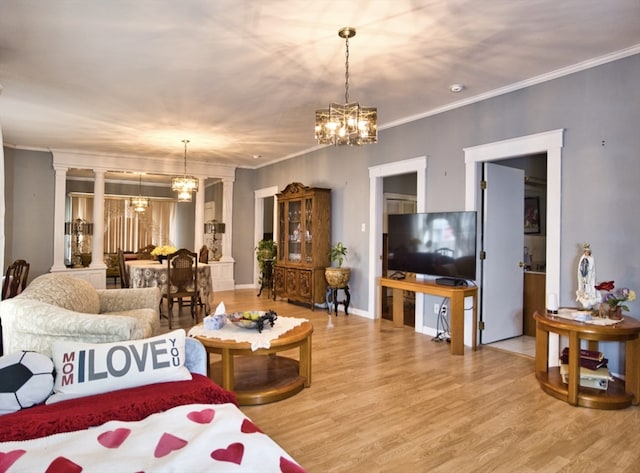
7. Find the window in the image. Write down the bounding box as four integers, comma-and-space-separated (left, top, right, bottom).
69, 195, 176, 254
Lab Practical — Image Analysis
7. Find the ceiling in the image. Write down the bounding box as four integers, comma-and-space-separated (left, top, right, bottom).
1, 1, 639, 171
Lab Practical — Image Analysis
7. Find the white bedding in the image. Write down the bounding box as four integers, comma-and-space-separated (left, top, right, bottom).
0, 403, 305, 473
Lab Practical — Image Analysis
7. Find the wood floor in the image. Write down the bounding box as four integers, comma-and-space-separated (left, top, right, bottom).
163, 289, 640, 473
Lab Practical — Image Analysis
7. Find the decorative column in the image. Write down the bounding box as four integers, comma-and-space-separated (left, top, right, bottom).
51, 165, 69, 271
220, 177, 234, 262
194, 176, 206, 251
90, 169, 106, 269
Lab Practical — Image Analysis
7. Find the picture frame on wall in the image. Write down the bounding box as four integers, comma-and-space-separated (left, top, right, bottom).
524, 196, 540, 234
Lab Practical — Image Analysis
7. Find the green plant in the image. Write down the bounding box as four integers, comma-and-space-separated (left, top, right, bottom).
329, 242, 348, 268
255, 239, 277, 281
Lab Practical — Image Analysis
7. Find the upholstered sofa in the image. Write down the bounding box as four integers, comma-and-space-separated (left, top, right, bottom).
0, 273, 161, 356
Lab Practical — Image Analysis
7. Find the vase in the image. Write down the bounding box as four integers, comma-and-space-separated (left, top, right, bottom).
599, 304, 623, 320
325, 267, 351, 288
157, 255, 166, 264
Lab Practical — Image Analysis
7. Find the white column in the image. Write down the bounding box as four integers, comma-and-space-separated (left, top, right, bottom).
0, 123, 4, 275
90, 169, 106, 269
220, 177, 234, 262
194, 176, 206, 251
51, 165, 69, 271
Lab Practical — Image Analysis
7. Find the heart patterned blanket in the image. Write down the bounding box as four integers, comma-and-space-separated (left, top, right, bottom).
0, 403, 306, 473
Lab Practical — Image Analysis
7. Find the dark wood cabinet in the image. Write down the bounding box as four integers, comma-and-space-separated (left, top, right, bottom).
275, 182, 331, 309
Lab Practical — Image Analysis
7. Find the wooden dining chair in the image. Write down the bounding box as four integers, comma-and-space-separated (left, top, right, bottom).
164, 248, 198, 329
199, 245, 209, 264
136, 244, 156, 260
2, 259, 30, 300
117, 249, 130, 288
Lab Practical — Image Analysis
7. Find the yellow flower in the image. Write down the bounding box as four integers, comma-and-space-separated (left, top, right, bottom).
151, 245, 177, 256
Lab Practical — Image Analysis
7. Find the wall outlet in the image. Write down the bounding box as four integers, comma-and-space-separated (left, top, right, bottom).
441, 304, 447, 316
434, 303, 440, 314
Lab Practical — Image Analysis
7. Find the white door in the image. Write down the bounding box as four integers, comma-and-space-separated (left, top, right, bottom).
481, 163, 524, 343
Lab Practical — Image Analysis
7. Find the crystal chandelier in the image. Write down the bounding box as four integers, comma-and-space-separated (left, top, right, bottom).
171, 139, 199, 202
130, 173, 149, 212
315, 27, 377, 146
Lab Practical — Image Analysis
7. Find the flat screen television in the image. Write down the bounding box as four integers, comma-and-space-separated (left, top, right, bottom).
387, 211, 477, 284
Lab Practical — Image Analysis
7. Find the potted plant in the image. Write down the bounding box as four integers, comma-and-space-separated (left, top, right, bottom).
255, 239, 277, 283
325, 242, 351, 287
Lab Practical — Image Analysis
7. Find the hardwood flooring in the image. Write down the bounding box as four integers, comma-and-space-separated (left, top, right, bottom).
163, 289, 640, 473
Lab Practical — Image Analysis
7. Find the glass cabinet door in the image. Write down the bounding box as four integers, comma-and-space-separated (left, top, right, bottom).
287, 200, 302, 263
278, 201, 285, 262
304, 197, 313, 264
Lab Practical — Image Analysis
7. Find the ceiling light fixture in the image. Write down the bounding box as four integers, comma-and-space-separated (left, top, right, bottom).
171, 139, 199, 202
315, 27, 377, 146
130, 173, 149, 212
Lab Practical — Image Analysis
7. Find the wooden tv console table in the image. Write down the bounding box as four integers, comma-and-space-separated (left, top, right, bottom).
534, 311, 640, 409
378, 277, 477, 355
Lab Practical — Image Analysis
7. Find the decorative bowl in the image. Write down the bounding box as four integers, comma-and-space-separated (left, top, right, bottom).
227, 310, 277, 333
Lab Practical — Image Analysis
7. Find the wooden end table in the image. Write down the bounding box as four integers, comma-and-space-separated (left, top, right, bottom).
193, 320, 313, 406
534, 311, 640, 409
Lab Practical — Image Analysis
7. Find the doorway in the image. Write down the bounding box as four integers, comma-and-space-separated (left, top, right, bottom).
464, 129, 563, 358
368, 156, 428, 329
254, 186, 278, 287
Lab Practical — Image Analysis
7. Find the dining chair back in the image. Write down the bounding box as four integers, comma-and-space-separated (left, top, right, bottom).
117, 249, 130, 288
2, 259, 30, 300
199, 245, 209, 264
165, 248, 198, 329
136, 244, 156, 260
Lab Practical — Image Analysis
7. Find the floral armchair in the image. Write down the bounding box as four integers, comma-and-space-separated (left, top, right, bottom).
0, 273, 161, 356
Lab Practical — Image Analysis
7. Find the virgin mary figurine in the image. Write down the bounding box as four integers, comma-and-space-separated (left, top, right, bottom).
576, 243, 601, 309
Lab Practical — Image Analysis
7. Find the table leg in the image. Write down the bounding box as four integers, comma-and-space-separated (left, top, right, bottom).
392, 288, 404, 328
343, 286, 350, 315
299, 333, 312, 387
625, 337, 640, 405
220, 348, 235, 392
535, 323, 549, 375
449, 293, 464, 355
568, 332, 580, 405
471, 291, 477, 351
325, 287, 333, 314
377, 283, 383, 330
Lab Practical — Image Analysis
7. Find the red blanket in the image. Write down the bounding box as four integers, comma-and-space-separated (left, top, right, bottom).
0, 374, 237, 442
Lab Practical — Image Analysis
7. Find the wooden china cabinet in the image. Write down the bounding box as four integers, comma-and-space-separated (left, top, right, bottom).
274, 182, 331, 309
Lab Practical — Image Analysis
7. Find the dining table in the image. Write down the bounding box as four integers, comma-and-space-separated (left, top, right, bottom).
125, 259, 214, 313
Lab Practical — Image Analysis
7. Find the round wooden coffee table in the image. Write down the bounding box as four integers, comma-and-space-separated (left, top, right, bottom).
193, 320, 313, 405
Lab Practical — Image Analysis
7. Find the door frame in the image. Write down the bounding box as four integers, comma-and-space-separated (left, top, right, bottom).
464, 129, 564, 359
367, 156, 428, 329
253, 186, 279, 287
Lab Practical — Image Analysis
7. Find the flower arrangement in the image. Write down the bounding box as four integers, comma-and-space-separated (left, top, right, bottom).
151, 245, 177, 257
595, 281, 636, 312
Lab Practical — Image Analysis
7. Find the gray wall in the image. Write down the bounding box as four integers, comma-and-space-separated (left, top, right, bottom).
4, 54, 640, 371
3, 147, 55, 280
233, 54, 640, 317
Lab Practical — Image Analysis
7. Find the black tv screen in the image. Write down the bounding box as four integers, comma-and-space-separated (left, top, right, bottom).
387, 211, 477, 281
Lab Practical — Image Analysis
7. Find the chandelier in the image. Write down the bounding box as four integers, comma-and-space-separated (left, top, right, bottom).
315, 27, 377, 146
171, 139, 199, 202
130, 173, 149, 213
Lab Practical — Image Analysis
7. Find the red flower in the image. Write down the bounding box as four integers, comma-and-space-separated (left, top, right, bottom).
595, 280, 615, 291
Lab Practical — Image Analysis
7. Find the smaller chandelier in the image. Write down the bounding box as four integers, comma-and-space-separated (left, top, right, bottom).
172, 139, 199, 202
315, 27, 377, 146
130, 174, 149, 213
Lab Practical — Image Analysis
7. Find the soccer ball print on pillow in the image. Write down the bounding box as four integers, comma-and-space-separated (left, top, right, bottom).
0, 350, 55, 415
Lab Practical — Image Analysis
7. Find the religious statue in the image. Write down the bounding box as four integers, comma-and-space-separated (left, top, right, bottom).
576, 243, 601, 309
